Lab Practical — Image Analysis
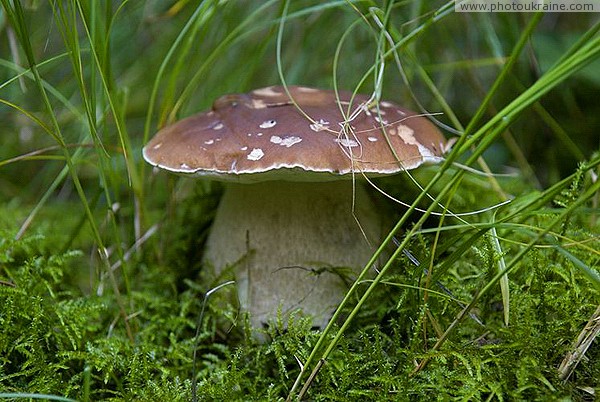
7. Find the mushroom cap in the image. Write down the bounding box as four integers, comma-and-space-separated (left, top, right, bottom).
143, 85, 447, 182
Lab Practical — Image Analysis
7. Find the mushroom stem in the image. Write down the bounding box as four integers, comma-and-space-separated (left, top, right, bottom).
203, 180, 382, 329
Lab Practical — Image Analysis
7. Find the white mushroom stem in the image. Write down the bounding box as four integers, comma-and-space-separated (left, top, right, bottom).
203, 180, 382, 329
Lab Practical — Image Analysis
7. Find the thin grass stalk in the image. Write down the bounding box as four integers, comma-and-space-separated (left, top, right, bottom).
51, 1, 135, 298
0, 54, 82, 117
74, 2, 141, 194
0, 393, 77, 402
158, 2, 218, 126
463, 13, 544, 136
169, 0, 280, 121
141, 0, 221, 176
73, 1, 140, 294
490, 221, 510, 326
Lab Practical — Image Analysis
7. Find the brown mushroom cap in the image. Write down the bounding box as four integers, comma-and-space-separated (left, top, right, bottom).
143, 85, 446, 182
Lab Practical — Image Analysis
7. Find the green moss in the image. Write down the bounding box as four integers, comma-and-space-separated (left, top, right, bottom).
1, 205, 599, 400
1, 1, 599, 400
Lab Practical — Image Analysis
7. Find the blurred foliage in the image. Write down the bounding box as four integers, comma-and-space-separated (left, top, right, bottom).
0, 0, 599, 400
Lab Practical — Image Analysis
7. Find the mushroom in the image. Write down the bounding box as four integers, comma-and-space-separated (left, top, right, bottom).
143, 85, 446, 330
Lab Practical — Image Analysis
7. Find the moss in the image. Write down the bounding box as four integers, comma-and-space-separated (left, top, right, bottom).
1, 1, 599, 400
1, 198, 599, 400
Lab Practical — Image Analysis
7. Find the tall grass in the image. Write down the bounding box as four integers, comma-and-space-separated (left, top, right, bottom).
0, 1, 599, 400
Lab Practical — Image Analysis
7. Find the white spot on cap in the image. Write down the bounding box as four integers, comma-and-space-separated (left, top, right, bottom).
395, 124, 435, 160
180, 163, 191, 169
421, 150, 441, 164
252, 99, 267, 109
281, 136, 302, 147
367, 136, 378, 142
257, 132, 263, 136
270, 135, 302, 148
152, 143, 162, 150
397, 125, 416, 144
370, 108, 386, 115
247, 148, 264, 161
335, 138, 359, 148
380, 101, 394, 108
252, 86, 281, 97
204, 139, 214, 145
296, 86, 320, 93
310, 119, 330, 132
208, 121, 224, 130
259, 120, 277, 129
240, 146, 248, 151
374, 116, 388, 125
